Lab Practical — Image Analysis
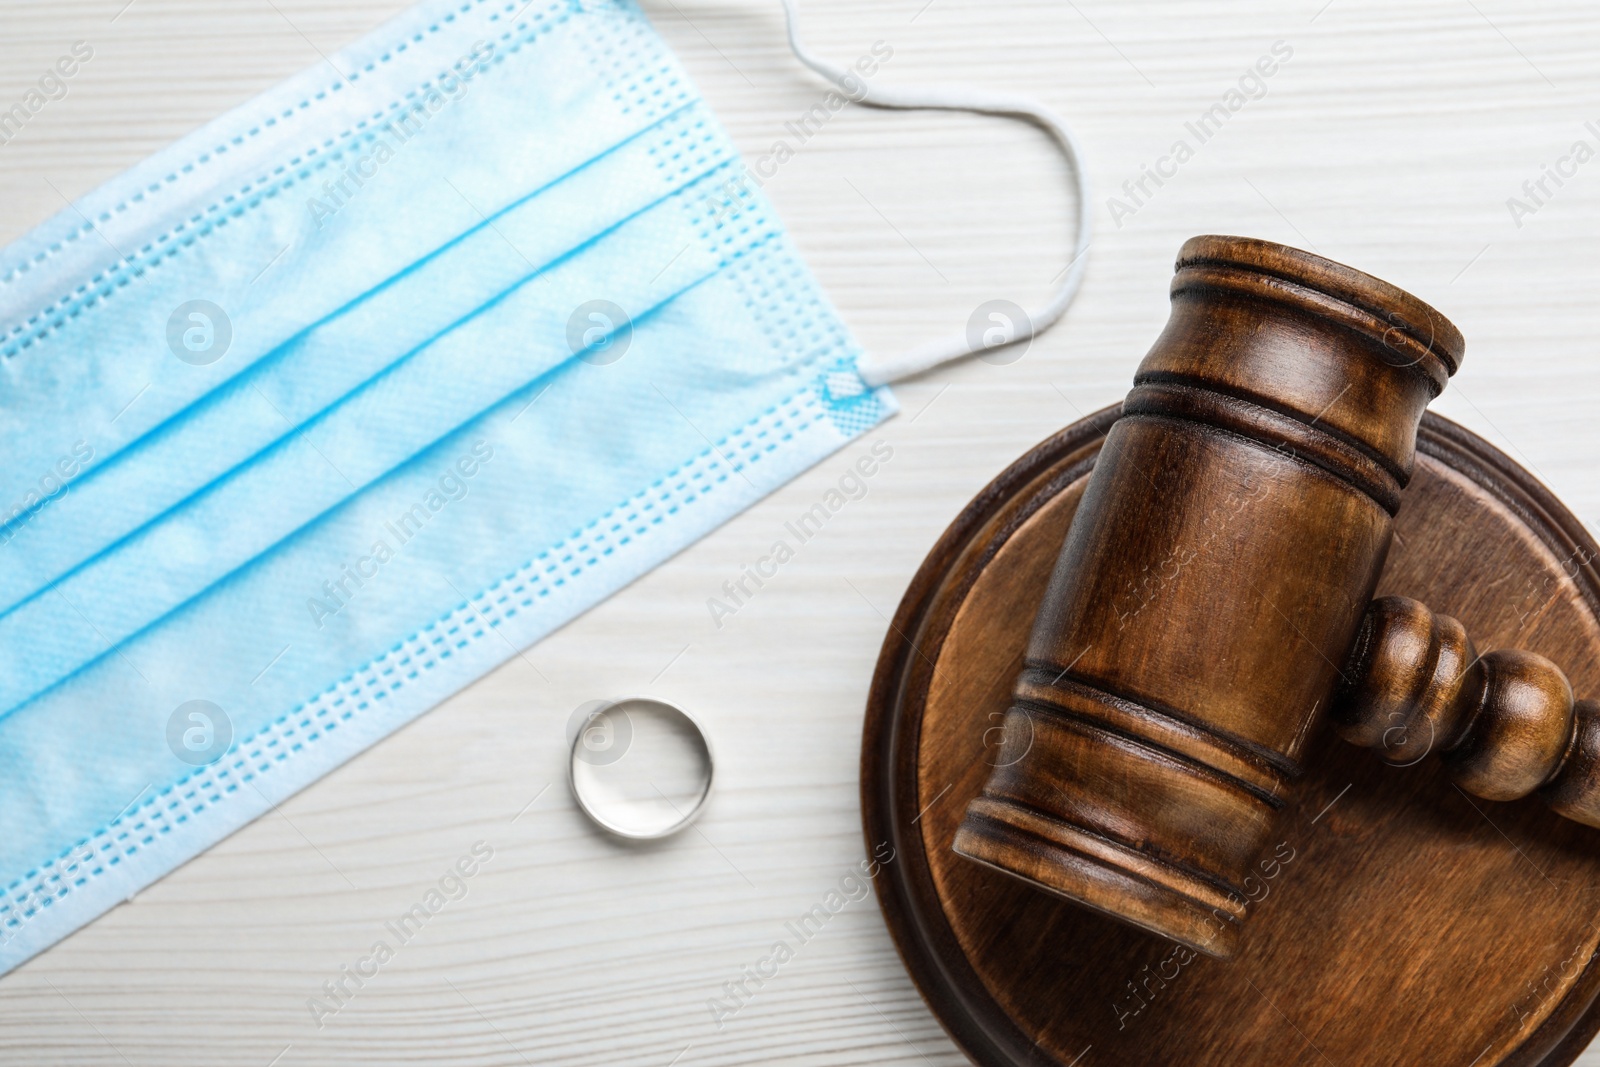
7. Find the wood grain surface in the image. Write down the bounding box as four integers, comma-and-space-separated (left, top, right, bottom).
2, 1, 1599, 1064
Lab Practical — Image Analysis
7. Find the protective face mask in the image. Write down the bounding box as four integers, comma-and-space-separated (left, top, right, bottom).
0, 0, 1088, 972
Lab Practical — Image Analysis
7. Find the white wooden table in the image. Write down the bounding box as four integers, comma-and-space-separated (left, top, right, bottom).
3, 0, 1598, 1063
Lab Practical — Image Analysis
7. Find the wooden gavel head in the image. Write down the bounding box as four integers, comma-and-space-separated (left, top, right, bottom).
953, 235, 1600, 961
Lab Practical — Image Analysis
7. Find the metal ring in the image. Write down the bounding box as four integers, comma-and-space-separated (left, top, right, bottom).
566, 697, 715, 840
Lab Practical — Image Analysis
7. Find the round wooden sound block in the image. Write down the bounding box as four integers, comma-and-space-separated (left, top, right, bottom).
861, 406, 1600, 1067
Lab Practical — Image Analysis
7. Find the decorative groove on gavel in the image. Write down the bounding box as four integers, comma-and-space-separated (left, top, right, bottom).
1335, 595, 1600, 825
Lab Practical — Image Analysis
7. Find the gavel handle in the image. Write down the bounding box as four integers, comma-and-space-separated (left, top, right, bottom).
1334, 596, 1600, 827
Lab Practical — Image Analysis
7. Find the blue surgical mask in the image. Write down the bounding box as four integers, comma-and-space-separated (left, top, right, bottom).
0, 0, 1088, 971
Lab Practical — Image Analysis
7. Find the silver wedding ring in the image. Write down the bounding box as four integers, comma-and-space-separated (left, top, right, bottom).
566, 697, 715, 840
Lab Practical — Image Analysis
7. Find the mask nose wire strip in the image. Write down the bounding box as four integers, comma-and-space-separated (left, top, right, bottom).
776, 0, 1093, 387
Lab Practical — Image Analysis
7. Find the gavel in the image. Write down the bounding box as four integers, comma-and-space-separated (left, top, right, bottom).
952, 235, 1600, 960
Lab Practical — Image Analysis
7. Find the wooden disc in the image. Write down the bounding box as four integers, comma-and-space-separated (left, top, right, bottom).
861, 406, 1600, 1067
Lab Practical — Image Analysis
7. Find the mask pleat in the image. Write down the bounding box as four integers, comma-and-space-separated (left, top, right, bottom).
0, 2, 687, 507
0, 172, 780, 722
0, 104, 731, 616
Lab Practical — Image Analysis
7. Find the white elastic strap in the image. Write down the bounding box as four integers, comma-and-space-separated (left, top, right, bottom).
778, 0, 1092, 387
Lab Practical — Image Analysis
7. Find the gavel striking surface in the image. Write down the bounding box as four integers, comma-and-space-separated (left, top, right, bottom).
860, 406, 1600, 1067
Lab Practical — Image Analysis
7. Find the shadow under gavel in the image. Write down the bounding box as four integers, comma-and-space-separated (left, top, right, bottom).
952, 235, 1599, 960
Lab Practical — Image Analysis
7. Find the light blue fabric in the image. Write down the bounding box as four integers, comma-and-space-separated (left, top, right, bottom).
0, 0, 892, 973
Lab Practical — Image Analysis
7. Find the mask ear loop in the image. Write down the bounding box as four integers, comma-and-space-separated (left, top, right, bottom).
777, 0, 1093, 387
